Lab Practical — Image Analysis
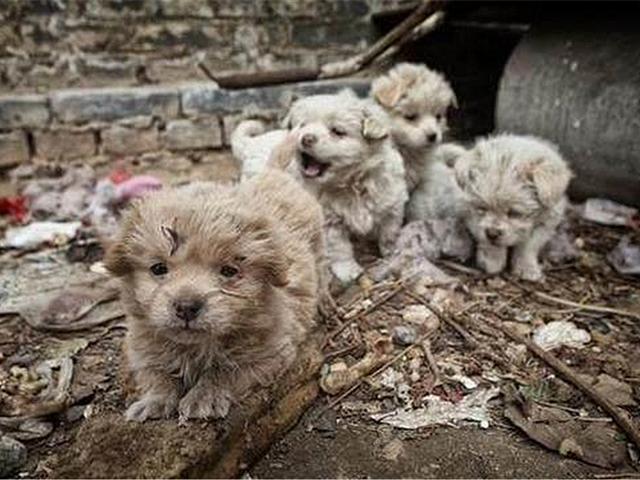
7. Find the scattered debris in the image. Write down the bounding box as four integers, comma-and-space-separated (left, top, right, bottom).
371, 387, 499, 429
581, 198, 639, 227
320, 335, 393, 395
401, 304, 439, 331
592, 374, 637, 407
0, 435, 27, 477
368, 221, 458, 284
380, 438, 405, 462
608, 236, 640, 276
392, 325, 417, 346
533, 321, 591, 351
0, 196, 28, 224
505, 393, 627, 469
2, 221, 82, 249
114, 175, 162, 202
13, 284, 122, 332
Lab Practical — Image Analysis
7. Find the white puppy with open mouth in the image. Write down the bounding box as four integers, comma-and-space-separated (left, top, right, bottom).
233, 90, 408, 286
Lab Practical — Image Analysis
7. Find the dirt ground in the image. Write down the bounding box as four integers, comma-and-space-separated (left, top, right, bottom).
252, 405, 607, 479
1, 152, 640, 478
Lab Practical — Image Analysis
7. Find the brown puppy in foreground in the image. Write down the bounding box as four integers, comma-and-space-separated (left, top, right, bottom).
105, 168, 325, 422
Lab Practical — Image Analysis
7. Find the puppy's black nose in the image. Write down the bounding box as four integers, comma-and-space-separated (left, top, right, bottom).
486, 228, 502, 241
426, 132, 438, 143
173, 298, 204, 324
301, 133, 317, 147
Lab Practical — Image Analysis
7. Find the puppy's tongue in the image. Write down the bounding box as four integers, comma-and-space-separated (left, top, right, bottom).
303, 162, 322, 177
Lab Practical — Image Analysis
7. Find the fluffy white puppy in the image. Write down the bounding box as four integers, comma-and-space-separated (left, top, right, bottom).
371, 62, 457, 192
412, 134, 572, 281
231, 120, 287, 180
266, 90, 408, 286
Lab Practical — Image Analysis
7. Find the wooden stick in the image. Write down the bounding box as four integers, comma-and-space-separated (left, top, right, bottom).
406, 291, 479, 348
493, 319, 640, 451
533, 290, 640, 321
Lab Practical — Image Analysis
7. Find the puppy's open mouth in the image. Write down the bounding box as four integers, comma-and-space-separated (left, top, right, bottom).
299, 152, 330, 178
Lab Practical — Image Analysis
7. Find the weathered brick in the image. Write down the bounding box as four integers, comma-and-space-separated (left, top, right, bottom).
86, 0, 159, 19
50, 86, 179, 124
181, 79, 371, 116
101, 124, 160, 155
269, 0, 318, 18
0, 131, 29, 167
291, 20, 376, 48
158, 0, 213, 17
163, 118, 222, 151
216, 0, 256, 17
36, 129, 96, 160
0, 95, 50, 129
319, 0, 370, 17
133, 22, 232, 51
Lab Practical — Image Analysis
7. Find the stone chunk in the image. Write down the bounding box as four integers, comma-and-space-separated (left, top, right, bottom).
0, 131, 29, 167
51, 86, 179, 124
36, 129, 96, 160
102, 124, 160, 155
0, 95, 50, 129
163, 118, 222, 151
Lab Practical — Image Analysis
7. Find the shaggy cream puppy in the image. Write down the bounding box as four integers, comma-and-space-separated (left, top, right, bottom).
371, 62, 457, 192
231, 120, 287, 180
415, 134, 572, 281
105, 168, 325, 422
233, 90, 408, 287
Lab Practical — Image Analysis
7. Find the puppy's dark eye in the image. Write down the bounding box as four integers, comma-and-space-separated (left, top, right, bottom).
435, 113, 443, 121
508, 209, 524, 219
476, 205, 487, 214
404, 113, 418, 122
331, 126, 347, 137
220, 265, 239, 278
150, 262, 168, 276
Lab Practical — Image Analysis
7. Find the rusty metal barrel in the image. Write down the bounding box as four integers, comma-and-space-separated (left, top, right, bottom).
496, 20, 640, 207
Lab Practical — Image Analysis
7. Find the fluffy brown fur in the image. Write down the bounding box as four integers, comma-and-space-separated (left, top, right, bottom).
105, 169, 325, 422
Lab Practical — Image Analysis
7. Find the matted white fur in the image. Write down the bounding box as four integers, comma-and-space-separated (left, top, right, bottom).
411, 134, 573, 281
231, 120, 287, 181
232, 89, 409, 286
371, 62, 457, 194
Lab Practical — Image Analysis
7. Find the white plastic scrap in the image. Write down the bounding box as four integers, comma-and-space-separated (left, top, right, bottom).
371, 387, 499, 429
2, 221, 82, 249
581, 198, 638, 226
607, 236, 640, 276
533, 320, 591, 351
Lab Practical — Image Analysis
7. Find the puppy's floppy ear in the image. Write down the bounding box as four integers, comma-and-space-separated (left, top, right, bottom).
103, 206, 141, 277
521, 156, 572, 207
371, 77, 404, 108
243, 217, 291, 288
104, 235, 131, 277
453, 153, 476, 191
361, 107, 389, 141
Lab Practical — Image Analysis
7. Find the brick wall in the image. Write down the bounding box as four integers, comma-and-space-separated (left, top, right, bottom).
0, 0, 419, 94
0, 78, 370, 167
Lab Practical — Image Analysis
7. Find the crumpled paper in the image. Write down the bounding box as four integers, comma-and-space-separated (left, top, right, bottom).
371, 387, 500, 429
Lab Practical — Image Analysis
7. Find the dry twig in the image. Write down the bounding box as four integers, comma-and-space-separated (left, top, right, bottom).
491, 318, 640, 452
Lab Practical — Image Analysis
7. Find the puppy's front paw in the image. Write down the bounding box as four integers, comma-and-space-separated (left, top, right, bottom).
178, 388, 233, 422
476, 246, 507, 274
126, 393, 178, 422
330, 260, 363, 286
512, 259, 544, 282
